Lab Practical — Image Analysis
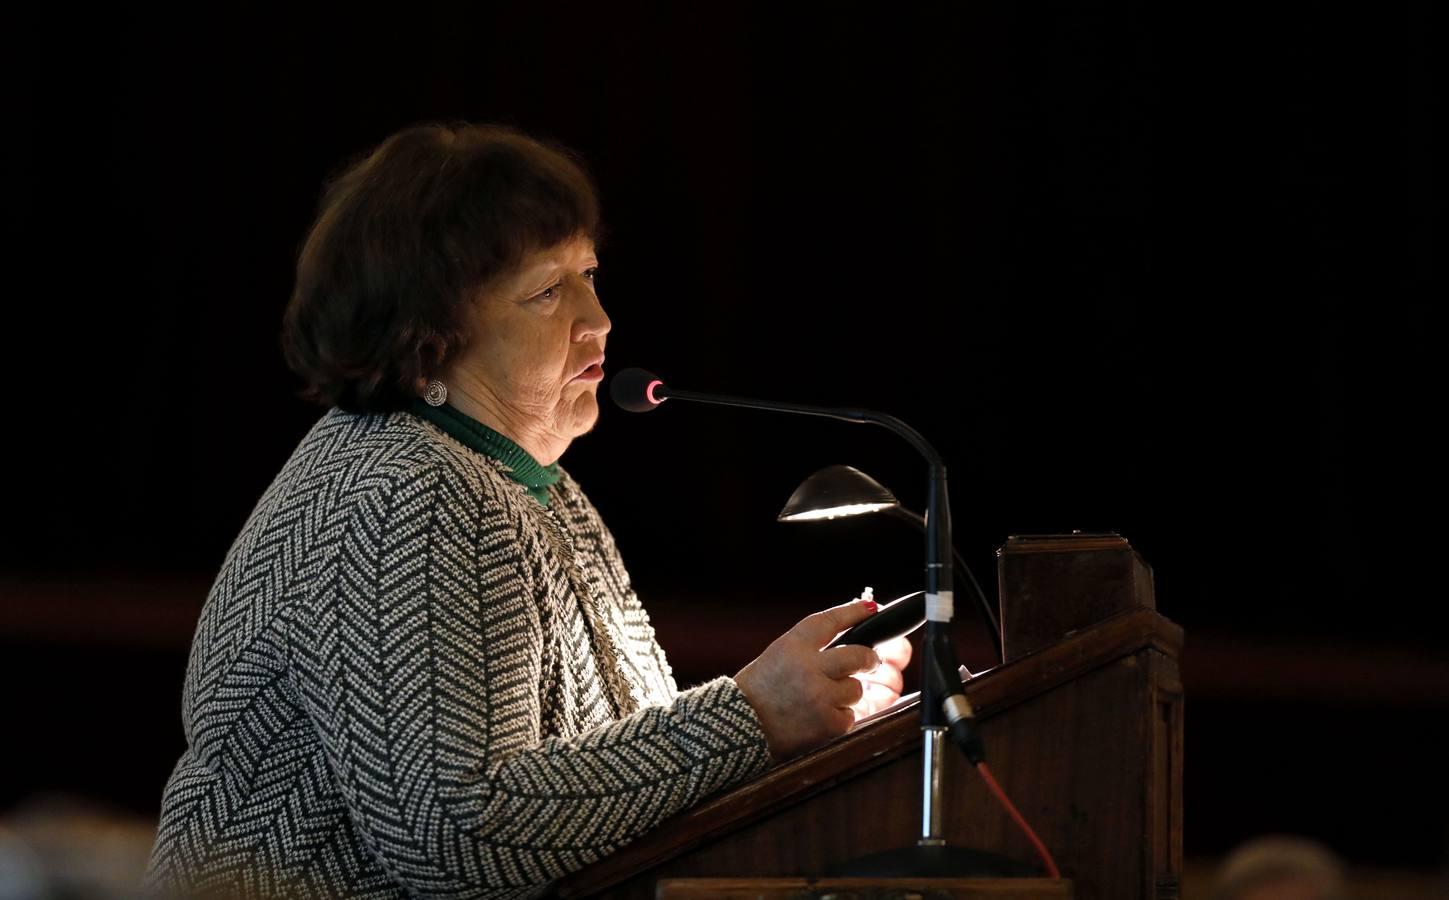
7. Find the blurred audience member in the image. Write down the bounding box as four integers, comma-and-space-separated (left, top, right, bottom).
0, 796, 152, 899
1212, 835, 1349, 900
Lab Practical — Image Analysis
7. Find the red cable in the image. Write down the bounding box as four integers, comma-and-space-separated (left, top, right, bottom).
975, 762, 1062, 879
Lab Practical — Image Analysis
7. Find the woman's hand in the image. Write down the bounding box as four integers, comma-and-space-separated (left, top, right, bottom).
850, 635, 912, 720
733, 598, 890, 763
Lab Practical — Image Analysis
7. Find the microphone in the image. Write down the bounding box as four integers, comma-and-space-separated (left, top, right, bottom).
609, 368, 991, 658
609, 367, 955, 683
924, 632, 986, 764
616, 367, 1003, 666
610, 367, 925, 433
609, 367, 667, 413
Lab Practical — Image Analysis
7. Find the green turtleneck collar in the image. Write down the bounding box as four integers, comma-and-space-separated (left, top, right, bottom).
409, 400, 561, 507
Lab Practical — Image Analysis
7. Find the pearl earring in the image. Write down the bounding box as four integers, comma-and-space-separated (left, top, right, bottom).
424, 379, 448, 407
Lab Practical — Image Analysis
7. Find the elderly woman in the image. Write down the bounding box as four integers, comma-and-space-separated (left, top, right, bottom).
144, 123, 911, 899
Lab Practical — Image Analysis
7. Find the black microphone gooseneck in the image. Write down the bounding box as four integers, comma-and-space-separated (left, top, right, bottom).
611, 368, 981, 855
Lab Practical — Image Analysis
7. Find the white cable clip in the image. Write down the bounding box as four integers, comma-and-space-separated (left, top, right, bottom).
925, 590, 954, 622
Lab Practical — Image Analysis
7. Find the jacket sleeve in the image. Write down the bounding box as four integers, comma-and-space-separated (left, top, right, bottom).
286, 463, 771, 898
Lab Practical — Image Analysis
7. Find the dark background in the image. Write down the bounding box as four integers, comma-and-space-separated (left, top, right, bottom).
4, 1, 1441, 874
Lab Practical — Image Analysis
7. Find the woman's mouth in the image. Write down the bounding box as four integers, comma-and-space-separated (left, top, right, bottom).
572, 363, 604, 382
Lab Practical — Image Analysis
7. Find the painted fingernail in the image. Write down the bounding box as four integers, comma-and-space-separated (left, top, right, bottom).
861, 599, 878, 613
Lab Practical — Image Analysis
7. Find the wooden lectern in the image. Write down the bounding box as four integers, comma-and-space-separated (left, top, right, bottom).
557, 534, 1182, 900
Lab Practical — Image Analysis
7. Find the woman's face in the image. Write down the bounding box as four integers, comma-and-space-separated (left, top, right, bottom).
442, 235, 610, 464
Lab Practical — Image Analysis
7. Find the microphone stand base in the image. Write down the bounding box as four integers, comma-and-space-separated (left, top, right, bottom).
826, 843, 1038, 878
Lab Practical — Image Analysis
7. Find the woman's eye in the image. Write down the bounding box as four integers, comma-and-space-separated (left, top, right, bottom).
532, 268, 596, 303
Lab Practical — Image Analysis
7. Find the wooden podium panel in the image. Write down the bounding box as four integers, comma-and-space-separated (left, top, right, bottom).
556, 609, 1183, 900
657, 877, 1074, 898
997, 533, 1156, 662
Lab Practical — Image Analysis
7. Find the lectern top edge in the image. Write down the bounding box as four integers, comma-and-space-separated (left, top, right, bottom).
997, 533, 1132, 555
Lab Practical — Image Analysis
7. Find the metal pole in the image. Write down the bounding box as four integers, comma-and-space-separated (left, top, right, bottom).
919, 727, 947, 845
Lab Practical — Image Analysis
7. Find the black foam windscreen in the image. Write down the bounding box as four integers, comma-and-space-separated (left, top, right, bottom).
609, 367, 665, 413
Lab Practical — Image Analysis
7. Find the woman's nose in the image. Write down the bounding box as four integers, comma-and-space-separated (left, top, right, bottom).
571, 277, 612, 342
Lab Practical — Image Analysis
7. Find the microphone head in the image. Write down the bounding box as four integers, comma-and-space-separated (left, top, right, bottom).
609, 367, 667, 412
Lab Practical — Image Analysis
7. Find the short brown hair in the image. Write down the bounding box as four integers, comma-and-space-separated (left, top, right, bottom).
282, 122, 602, 412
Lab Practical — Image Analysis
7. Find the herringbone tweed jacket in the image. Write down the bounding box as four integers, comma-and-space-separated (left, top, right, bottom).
145, 408, 772, 899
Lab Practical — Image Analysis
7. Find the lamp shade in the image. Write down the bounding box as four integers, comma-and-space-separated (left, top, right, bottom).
777, 464, 900, 522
